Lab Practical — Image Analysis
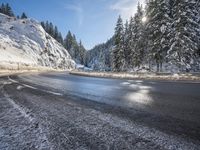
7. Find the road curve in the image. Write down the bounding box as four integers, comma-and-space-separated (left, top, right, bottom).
0, 72, 200, 150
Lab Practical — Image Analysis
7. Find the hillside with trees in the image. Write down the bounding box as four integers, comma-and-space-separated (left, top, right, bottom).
41, 21, 64, 45
63, 31, 86, 65
85, 37, 114, 71
87, 0, 200, 72
40, 23, 87, 65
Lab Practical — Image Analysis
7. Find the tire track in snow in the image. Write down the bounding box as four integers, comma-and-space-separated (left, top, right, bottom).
1, 80, 53, 150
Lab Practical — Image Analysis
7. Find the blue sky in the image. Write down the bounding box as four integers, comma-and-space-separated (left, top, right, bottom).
1, 0, 145, 49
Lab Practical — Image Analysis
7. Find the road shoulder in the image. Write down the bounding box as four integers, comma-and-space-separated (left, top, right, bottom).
70, 71, 200, 83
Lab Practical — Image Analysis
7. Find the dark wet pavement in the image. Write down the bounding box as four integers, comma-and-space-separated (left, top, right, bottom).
19, 72, 200, 124
0, 72, 200, 150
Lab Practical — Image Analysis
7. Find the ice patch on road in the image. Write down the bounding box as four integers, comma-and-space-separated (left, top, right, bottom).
22, 83, 38, 90
17, 85, 24, 90
135, 80, 143, 83
44, 90, 63, 96
121, 82, 131, 85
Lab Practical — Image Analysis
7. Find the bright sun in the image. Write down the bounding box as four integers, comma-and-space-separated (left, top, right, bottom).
142, 16, 147, 23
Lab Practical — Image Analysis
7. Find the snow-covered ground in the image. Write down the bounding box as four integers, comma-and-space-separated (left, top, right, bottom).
0, 13, 75, 70
76, 64, 93, 71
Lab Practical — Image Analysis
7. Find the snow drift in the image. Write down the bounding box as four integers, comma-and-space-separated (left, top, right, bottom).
0, 13, 75, 70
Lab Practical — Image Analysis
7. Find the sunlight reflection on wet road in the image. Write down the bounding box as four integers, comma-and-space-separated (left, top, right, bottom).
17, 72, 200, 124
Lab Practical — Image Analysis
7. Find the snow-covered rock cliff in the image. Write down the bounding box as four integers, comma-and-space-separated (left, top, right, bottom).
0, 13, 75, 70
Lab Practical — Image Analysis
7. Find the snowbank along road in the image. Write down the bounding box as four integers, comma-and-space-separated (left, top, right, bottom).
0, 72, 200, 150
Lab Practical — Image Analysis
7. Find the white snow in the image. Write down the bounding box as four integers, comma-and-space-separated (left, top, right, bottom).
76, 63, 93, 71
0, 13, 75, 70
4, 91, 34, 122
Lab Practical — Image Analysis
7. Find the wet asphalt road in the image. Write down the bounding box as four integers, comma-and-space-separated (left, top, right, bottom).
0, 72, 200, 150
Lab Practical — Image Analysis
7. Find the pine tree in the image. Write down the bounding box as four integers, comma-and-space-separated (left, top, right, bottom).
127, 16, 135, 68
64, 31, 73, 50
45, 21, 49, 33
168, 0, 200, 72
21, 12, 27, 19
0, 3, 6, 14
79, 40, 86, 65
123, 20, 130, 69
57, 32, 64, 45
132, 3, 145, 68
64, 31, 75, 58
54, 26, 59, 40
146, 0, 171, 72
64, 32, 82, 61
49, 22, 54, 36
72, 34, 80, 60
112, 15, 125, 72
41, 21, 45, 30
5, 3, 14, 17
98, 50, 106, 70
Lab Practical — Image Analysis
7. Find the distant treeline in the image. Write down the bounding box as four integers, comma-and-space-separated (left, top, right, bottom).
0, 3, 27, 19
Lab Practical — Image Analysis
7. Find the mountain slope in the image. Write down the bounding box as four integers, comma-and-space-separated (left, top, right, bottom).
0, 13, 75, 70
86, 37, 114, 71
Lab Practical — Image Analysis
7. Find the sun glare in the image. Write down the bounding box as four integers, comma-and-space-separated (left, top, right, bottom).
142, 16, 147, 23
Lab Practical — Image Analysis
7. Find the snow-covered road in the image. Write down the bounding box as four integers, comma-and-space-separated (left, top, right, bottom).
0, 72, 200, 150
